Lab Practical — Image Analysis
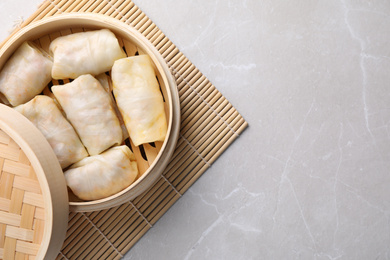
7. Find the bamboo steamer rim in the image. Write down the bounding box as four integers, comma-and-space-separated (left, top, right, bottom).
0, 13, 181, 212
0, 104, 69, 260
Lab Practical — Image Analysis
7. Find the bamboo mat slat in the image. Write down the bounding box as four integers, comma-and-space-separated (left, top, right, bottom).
1, 0, 248, 258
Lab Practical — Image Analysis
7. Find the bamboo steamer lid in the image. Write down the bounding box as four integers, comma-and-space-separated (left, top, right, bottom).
0, 104, 68, 259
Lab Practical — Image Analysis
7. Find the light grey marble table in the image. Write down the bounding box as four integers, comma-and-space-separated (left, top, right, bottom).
1, 1, 390, 259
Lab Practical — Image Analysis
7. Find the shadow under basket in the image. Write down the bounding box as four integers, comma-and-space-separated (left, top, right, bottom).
0, 13, 181, 212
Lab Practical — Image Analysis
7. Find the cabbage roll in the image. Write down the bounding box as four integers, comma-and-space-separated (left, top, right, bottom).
64, 145, 138, 200
111, 55, 168, 146
49, 29, 126, 79
0, 42, 53, 106
52, 74, 122, 155
15, 95, 88, 169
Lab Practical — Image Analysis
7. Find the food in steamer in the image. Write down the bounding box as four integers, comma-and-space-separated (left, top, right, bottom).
49, 29, 126, 79
15, 95, 88, 169
64, 145, 138, 201
52, 74, 123, 156
112, 55, 168, 147
0, 42, 52, 106
0, 28, 168, 201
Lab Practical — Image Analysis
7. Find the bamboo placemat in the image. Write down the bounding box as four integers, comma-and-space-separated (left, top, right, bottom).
0, 130, 45, 259
2, 0, 248, 259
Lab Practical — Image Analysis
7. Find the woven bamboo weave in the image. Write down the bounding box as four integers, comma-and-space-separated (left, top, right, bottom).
1, 0, 248, 259
0, 130, 45, 259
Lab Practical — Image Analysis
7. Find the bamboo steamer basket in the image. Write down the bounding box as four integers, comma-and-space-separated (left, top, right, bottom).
0, 104, 68, 259
0, 13, 181, 212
